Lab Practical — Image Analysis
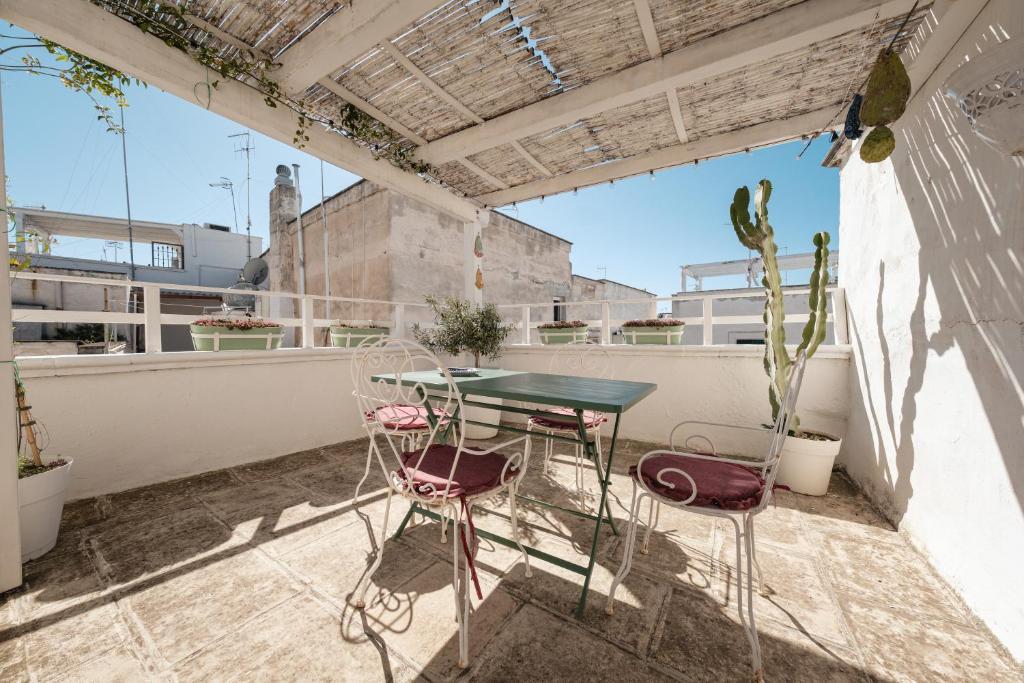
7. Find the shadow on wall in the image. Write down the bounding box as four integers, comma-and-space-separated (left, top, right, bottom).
846, 19, 1024, 525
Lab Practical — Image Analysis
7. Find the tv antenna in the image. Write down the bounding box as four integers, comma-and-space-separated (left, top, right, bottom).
208, 177, 238, 234
597, 265, 608, 279
229, 131, 254, 259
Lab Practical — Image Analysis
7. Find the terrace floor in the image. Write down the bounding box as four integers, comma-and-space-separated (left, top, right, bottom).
1, 436, 1019, 682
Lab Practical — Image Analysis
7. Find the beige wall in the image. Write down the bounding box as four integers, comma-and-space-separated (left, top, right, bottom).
838, 0, 1023, 659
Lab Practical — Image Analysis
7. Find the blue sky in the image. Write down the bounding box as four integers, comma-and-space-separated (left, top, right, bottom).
2, 26, 838, 298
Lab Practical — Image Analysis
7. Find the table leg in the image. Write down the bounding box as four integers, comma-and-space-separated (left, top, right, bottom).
575, 413, 621, 617
574, 410, 618, 536
393, 502, 419, 539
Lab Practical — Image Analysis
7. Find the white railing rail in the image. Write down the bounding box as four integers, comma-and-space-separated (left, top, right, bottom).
9, 271, 849, 353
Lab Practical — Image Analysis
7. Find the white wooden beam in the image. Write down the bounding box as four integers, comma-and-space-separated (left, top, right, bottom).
458, 158, 509, 190
274, 0, 443, 96
632, 0, 662, 58
510, 141, 553, 177
182, 12, 269, 61
666, 89, 689, 144
475, 108, 836, 206
378, 41, 485, 124
2, 0, 478, 222
317, 77, 428, 145
903, 0, 988, 104
418, 0, 921, 165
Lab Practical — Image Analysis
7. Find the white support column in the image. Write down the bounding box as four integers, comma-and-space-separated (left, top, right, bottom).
702, 298, 714, 346
143, 285, 162, 353
601, 302, 612, 345
394, 304, 406, 340
0, 75, 23, 591
301, 296, 316, 349
521, 305, 531, 345
832, 288, 849, 345
464, 210, 488, 305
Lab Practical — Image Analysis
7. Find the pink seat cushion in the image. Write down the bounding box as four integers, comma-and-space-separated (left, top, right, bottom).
529, 407, 606, 430
397, 445, 517, 498
368, 404, 449, 430
629, 454, 765, 510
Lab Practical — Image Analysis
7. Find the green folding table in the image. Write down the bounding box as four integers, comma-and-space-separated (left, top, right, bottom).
373, 368, 657, 615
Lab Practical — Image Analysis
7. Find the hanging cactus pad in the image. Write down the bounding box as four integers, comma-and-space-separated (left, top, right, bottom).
861, 50, 911, 126
860, 125, 896, 163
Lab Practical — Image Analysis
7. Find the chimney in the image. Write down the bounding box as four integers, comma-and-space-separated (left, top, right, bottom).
268, 164, 298, 294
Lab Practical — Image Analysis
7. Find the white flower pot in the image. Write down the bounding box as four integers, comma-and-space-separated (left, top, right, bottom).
18, 459, 73, 561
464, 396, 503, 439
776, 433, 841, 496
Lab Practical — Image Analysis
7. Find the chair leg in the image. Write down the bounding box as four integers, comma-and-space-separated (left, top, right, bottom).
605, 484, 644, 615
353, 487, 393, 609
640, 498, 659, 555
744, 514, 764, 679
729, 515, 763, 681
508, 482, 532, 578
748, 515, 768, 597
352, 437, 375, 505
454, 502, 472, 669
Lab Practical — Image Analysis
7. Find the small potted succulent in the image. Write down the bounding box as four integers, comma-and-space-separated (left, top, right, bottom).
190, 314, 284, 351
413, 296, 515, 438
330, 321, 390, 348
537, 320, 589, 344
621, 318, 685, 345
15, 380, 73, 561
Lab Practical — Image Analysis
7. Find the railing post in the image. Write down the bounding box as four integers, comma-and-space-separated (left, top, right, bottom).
601, 302, 611, 345
301, 296, 315, 348
521, 305, 531, 345
702, 297, 713, 346
394, 303, 405, 340
143, 285, 162, 354
832, 288, 849, 345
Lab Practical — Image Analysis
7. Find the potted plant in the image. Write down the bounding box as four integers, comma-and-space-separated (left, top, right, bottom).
537, 320, 589, 344
621, 318, 685, 345
15, 379, 73, 561
729, 179, 841, 495
330, 321, 390, 348
413, 296, 515, 438
189, 315, 284, 351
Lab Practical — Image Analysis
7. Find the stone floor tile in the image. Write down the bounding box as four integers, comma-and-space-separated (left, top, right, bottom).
20, 600, 129, 681
175, 593, 419, 683
20, 551, 105, 619
0, 598, 27, 682
605, 525, 717, 595
104, 470, 238, 523
88, 506, 241, 586
838, 594, 1020, 682
59, 498, 105, 532
121, 549, 299, 665
278, 521, 436, 609
468, 604, 675, 683
48, 645, 150, 682
354, 563, 519, 681
231, 447, 337, 483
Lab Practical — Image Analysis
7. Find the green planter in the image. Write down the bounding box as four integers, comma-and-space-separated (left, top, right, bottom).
190, 325, 284, 351
330, 326, 389, 348
621, 324, 684, 345
538, 328, 589, 344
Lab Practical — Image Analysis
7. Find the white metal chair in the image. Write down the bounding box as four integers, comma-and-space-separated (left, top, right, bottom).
349, 338, 532, 669
605, 351, 809, 683
525, 341, 611, 510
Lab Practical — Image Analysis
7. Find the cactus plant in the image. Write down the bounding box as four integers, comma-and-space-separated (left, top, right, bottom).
729, 179, 832, 424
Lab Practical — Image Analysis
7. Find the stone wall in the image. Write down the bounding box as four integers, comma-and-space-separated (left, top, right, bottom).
838, 0, 1023, 660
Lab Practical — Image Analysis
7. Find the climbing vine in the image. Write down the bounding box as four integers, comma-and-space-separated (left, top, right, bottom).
87, 0, 432, 173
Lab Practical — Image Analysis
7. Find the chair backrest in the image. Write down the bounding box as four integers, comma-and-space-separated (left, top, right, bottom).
351, 338, 467, 503
762, 349, 808, 488
548, 340, 614, 380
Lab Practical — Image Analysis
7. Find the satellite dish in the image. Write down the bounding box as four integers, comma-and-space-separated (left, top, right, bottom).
223, 275, 258, 310
242, 257, 269, 286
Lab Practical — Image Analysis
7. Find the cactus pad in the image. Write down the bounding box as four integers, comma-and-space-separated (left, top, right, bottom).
861, 50, 910, 126
860, 125, 896, 163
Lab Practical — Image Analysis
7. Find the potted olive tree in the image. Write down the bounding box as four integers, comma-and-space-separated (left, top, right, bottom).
15, 379, 73, 561
190, 315, 284, 351
537, 320, 589, 344
621, 318, 685, 344
413, 296, 514, 438
729, 179, 840, 495
330, 321, 390, 348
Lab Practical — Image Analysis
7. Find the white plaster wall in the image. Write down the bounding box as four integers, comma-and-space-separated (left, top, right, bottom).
17, 349, 365, 500
838, 0, 1024, 659
500, 345, 850, 445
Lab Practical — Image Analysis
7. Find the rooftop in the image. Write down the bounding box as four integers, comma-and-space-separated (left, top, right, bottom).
2, 435, 1017, 681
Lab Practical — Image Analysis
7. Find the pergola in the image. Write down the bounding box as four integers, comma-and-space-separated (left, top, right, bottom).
2, 0, 967, 222
0, 0, 993, 622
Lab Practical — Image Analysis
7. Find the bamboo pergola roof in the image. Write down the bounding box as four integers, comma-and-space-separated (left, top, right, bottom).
6, 0, 936, 218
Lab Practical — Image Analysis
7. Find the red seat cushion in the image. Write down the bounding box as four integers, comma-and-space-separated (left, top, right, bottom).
629, 454, 765, 510
397, 444, 517, 498
368, 404, 449, 430
529, 407, 606, 430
